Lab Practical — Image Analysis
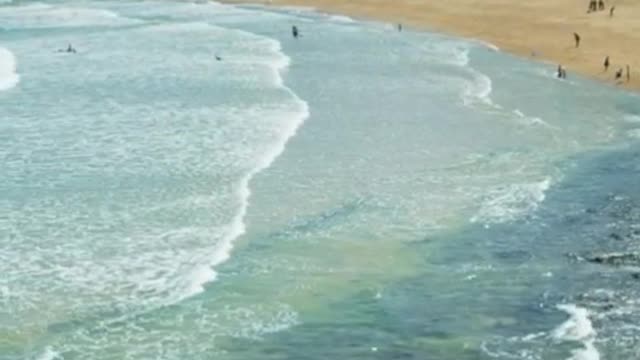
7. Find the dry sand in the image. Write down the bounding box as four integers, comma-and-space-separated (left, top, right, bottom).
228, 0, 640, 91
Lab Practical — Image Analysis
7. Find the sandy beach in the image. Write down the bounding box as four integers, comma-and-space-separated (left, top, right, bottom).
229, 0, 640, 91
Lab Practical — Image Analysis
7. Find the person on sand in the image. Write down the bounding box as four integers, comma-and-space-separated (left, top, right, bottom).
557, 65, 567, 79
626, 65, 631, 82
598, 0, 605, 11
615, 68, 623, 81
588, 0, 597, 12
291, 25, 299, 39
573, 32, 581, 48
604, 56, 610, 71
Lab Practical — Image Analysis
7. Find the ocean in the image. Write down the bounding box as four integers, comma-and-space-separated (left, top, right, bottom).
1, 1, 640, 359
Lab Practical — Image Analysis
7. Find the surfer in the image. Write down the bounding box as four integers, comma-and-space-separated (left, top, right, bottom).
57, 44, 76, 53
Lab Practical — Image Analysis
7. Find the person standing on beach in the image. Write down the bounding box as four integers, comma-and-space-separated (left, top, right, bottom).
626, 65, 631, 82
604, 56, 610, 71
610, 6, 615, 17
615, 68, 623, 81
598, 0, 605, 11
292, 25, 299, 39
588, 0, 597, 12
573, 32, 581, 48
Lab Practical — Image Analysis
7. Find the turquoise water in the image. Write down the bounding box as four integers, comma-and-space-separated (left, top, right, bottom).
1, 1, 640, 359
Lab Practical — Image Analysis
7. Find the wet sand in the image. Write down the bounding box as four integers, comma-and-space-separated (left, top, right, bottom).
227, 0, 640, 91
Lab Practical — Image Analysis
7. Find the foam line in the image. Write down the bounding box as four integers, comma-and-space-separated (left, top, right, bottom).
0, 47, 19, 91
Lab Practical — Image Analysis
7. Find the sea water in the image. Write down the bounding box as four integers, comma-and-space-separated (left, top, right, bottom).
1, 1, 639, 359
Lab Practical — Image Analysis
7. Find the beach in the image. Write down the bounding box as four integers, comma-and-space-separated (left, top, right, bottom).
230, 0, 640, 90
3, 1, 640, 359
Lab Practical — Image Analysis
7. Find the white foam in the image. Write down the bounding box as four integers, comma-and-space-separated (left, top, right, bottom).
0, 4, 141, 29
178, 36, 309, 302
623, 114, 640, 123
35, 347, 60, 360
553, 304, 600, 360
513, 109, 557, 130
327, 14, 355, 23
0, 47, 19, 91
460, 65, 504, 111
471, 177, 551, 225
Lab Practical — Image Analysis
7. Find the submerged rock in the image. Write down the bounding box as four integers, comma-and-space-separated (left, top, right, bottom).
586, 252, 640, 266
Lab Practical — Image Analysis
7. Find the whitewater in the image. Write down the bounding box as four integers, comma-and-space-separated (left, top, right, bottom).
1, 1, 640, 359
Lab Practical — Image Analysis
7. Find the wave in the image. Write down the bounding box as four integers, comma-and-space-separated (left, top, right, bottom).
462, 67, 497, 108
327, 14, 355, 23
553, 304, 600, 360
0, 47, 19, 91
0, 4, 142, 29
35, 347, 60, 360
471, 177, 551, 225
178, 35, 309, 302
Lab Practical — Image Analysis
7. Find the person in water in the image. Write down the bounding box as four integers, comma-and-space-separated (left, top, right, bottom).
397, 23, 402, 32
557, 65, 567, 79
292, 25, 299, 39
59, 43, 76, 53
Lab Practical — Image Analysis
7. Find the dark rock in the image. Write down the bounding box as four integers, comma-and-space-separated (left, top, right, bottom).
586, 252, 640, 266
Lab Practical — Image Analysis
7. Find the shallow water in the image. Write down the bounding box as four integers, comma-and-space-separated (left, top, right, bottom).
1, 1, 640, 359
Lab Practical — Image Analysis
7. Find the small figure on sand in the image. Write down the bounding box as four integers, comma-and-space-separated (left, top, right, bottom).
588, 0, 597, 13
610, 6, 615, 17
603, 56, 610, 71
598, 0, 605, 11
291, 25, 299, 39
573, 32, 581, 48
615, 68, 623, 80
626, 65, 631, 82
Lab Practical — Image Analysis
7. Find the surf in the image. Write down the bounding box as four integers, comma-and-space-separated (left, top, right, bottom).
0, 47, 19, 91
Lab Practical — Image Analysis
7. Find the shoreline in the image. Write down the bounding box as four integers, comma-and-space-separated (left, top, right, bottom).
223, 0, 640, 92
